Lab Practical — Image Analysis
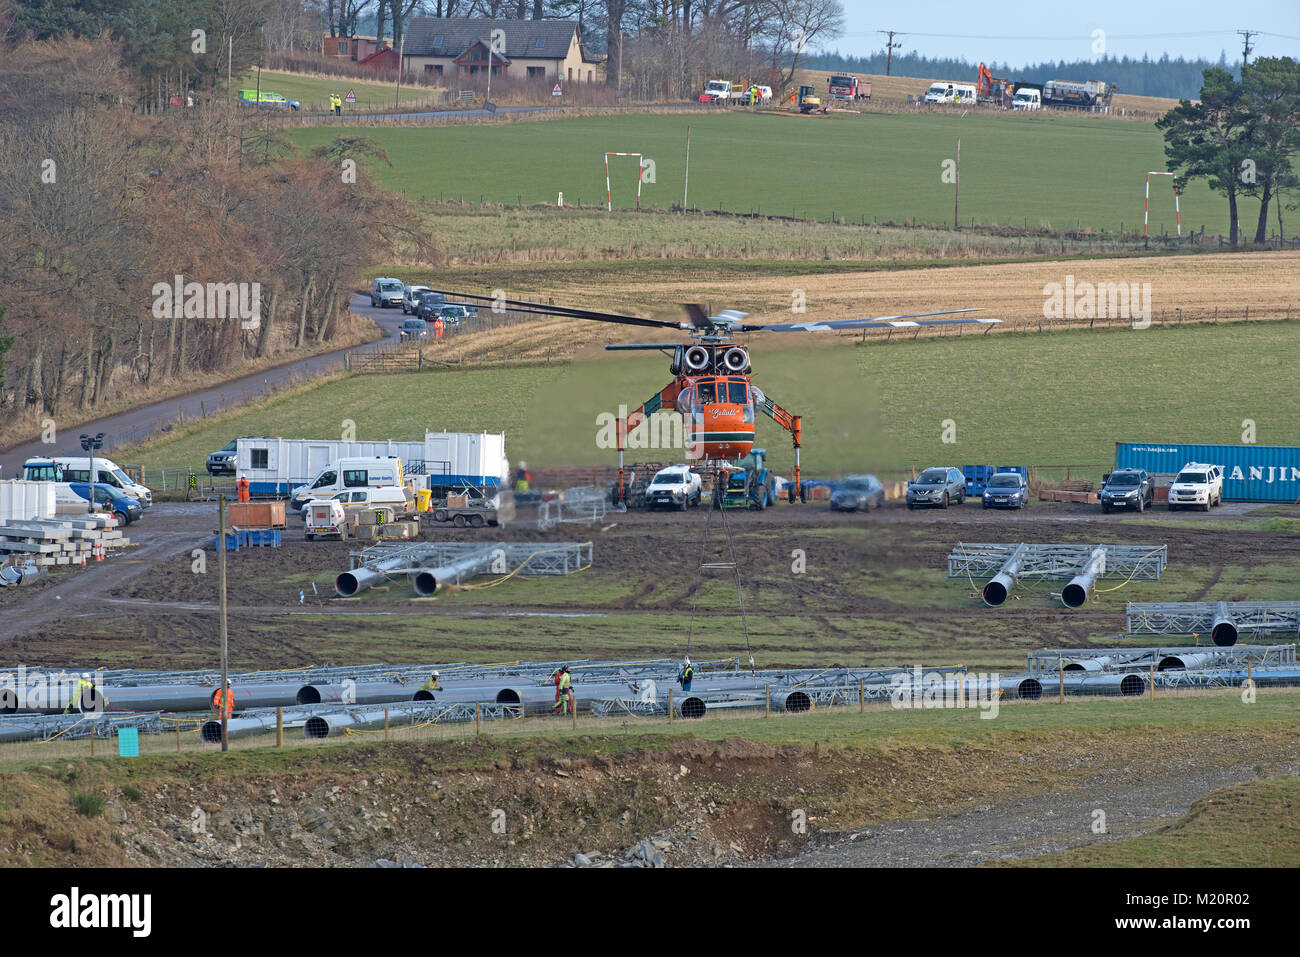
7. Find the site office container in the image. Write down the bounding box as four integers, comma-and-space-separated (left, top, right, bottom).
235, 432, 510, 497
1115, 442, 1300, 502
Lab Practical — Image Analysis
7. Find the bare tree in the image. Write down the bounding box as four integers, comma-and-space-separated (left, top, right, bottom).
759, 0, 843, 90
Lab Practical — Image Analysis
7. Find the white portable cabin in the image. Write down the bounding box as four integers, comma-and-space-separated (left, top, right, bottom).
236, 432, 510, 496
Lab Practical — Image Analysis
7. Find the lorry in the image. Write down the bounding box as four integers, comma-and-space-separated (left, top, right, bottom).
1042, 79, 1114, 111
827, 74, 871, 103
227, 432, 509, 498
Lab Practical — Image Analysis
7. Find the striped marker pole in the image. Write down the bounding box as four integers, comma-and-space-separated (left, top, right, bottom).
1144, 171, 1180, 237
605, 152, 643, 211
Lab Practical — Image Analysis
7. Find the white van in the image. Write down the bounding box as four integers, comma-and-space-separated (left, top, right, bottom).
1011, 88, 1041, 110
23, 457, 153, 508
924, 82, 977, 105
290, 456, 411, 515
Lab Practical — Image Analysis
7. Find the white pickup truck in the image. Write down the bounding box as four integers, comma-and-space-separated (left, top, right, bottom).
644, 466, 703, 510
1167, 463, 1223, 511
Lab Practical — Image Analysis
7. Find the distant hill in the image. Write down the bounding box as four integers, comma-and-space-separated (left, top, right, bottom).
804, 51, 1234, 100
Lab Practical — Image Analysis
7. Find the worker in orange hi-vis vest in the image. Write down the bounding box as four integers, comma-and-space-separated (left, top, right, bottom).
236, 474, 251, 503
433, 317, 445, 339
211, 680, 235, 719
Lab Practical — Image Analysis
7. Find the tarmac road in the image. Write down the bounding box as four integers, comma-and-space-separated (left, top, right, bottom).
0, 294, 403, 478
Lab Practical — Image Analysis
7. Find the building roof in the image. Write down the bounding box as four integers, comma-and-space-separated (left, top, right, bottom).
404, 17, 580, 59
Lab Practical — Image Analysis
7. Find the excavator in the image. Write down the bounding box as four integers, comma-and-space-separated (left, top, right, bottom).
792, 84, 825, 114
977, 63, 1013, 106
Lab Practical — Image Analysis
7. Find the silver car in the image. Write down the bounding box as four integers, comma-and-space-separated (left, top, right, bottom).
830, 474, 885, 511
906, 467, 966, 509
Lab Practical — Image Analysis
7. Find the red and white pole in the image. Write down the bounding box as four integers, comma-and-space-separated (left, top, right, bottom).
1143, 173, 1151, 237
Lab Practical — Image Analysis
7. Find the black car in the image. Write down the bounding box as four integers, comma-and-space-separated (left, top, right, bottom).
1099, 469, 1154, 513
415, 292, 448, 320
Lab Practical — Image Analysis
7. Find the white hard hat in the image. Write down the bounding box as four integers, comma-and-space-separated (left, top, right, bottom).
431, 671, 440, 678
81, 672, 90, 679
226, 679, 232, 686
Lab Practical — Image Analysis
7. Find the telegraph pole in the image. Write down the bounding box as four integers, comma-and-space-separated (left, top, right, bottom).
878, 30, 904, 76
1237, 29, 1258, 76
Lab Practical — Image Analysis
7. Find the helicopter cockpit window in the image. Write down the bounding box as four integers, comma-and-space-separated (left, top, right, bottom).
727, 380, 748, 404
697, 381, 717, 405
676, 386, 696, 415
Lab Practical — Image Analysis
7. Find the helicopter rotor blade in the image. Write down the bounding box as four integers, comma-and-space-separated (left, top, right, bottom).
436, 291, 686, 330
738, 308, 999, 332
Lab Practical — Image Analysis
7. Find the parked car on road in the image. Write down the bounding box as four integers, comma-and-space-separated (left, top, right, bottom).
402, 285, 430, 314
68, 482, 143, 525
830, 474, 885, 511
907, 467, 966, 509
400, 318, 428, 341
1099, 469, 1153, 513
370, 278, 405, 308
416, 291, 449, 320
435, 304, 470, 325
982, 472, 1029, 509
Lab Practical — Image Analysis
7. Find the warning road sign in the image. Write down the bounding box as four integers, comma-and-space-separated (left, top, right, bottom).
345, 89, 357, 103
552, 82, 563, 96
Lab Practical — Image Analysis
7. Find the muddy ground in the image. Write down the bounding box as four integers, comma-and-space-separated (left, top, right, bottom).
2, 500, 1297, 670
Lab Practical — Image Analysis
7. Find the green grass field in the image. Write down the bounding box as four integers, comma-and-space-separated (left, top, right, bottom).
290, 109, 1263, 235
130, 320, 1300, 479
236, 68, 443, 113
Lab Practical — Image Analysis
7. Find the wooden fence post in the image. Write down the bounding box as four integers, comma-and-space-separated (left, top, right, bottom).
276, 707, 284, 747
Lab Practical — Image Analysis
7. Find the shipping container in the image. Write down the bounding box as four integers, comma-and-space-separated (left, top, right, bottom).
1115, 442, 1300, 503
235, 432, 509, 497
0, 480, 56, 522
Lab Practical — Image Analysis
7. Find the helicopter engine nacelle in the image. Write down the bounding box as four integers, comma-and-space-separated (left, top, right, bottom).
684, 345, 710, 372
722, 346, 749, 373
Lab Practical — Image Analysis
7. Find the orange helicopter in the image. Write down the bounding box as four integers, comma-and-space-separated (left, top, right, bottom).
442, 293, 1000, 503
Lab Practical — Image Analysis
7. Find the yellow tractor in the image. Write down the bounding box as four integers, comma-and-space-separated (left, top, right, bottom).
796, 84, 823, 114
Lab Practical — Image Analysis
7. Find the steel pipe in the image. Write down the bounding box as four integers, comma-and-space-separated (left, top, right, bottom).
1062, 656, 1112, 673
1061, 547, 1106, 608
1157, 653, 1219, 671
335, 555, 413, 598
1015, 673, 1146, 700
769, 690, 812, 713
1211, 602, 1238, 647
982, 543, 1028, 607
295, 681, 421, 706
411, 546, 505, 596
302, 702, 436, 739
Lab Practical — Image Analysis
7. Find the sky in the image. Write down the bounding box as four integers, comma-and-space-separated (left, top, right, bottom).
832, 0, 1300, 67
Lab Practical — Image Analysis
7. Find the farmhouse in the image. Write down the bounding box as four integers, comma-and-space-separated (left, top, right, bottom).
401, 18, 604, 84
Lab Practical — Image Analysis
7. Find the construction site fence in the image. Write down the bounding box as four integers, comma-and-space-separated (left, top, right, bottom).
3, 679, 1292, 767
